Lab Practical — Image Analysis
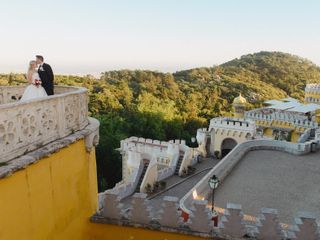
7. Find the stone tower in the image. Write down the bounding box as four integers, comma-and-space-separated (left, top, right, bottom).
233, 93, 247, 118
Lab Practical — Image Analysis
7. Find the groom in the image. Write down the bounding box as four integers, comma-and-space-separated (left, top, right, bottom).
36, 55, 54, 95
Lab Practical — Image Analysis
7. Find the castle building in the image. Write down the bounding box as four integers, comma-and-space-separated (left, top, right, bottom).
196, 118, 256, 158
245, 97, 320, 143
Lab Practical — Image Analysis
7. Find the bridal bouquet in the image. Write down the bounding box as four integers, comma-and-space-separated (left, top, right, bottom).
34, 79, 42, 88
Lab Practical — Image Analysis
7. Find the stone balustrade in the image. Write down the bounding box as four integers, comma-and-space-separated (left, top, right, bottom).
96, 192, 320, 239
0, 85, 88, 163
245, 110, 318, 128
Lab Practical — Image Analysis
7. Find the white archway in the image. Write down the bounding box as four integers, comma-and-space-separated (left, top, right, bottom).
220, 138, 238, 158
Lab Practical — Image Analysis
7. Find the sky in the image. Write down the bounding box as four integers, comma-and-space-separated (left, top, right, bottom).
0, 0, 320, 76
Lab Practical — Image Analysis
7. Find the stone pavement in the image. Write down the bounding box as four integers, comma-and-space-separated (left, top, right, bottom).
214, 149, 320, 225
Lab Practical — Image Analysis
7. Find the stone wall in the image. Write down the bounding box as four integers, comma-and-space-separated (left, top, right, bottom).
97, 192, 320, 240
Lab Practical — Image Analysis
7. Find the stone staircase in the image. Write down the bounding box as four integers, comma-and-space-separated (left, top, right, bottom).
135, 162, 149, 192
174, 151, 185, 175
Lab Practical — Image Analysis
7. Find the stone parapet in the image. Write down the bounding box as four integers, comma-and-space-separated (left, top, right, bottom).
0, 117, 99, 179
97, 193, 320, 239
209, 117, 256, 132
0, 85, 89, 163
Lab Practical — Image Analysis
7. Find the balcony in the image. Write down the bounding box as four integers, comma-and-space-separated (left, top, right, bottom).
0, 85, 89, 163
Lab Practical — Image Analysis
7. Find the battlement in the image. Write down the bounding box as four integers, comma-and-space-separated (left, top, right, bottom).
97, 191, 320, 239
119, 137, 186, 154
209, 117, 255, 131
0, 85, 89, 163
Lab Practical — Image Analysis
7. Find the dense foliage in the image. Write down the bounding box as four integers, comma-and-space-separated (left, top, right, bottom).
2, 51, 320, 191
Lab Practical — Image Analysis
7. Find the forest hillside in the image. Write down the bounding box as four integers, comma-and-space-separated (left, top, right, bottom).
2, 51, 320, 190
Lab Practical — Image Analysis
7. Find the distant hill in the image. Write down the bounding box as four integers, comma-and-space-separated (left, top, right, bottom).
2, 51, 320, 190
221, 51, 320, 98
174, 51, 320, 107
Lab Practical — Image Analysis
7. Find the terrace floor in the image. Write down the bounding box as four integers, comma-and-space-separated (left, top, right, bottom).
214, 149, 320, 225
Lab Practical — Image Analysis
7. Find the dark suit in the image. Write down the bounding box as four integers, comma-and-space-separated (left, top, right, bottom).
38, 63, 54, 95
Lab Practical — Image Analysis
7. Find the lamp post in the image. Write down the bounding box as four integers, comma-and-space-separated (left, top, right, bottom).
208, 175, 220, 226
191, 137, 196, 157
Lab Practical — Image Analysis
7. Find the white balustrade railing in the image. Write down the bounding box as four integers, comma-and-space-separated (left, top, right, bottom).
245, 111, 318, 128
0, 85, 89, 162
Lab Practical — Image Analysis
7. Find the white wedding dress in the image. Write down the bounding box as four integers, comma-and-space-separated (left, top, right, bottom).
20, 72, 48, 101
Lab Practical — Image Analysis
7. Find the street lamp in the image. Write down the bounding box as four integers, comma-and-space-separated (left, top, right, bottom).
208, 175, 219, 212
208, 175, 220, 226
191, 137, 196, 158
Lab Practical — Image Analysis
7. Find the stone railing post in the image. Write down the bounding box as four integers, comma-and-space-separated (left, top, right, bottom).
187, 200, 214, 233
128, 193, 153, 225
156, 196, 183, 228
256, 208, 284, 240
293, 211, 320, 240
101, 190, 124, 220
220, 203, 246, 238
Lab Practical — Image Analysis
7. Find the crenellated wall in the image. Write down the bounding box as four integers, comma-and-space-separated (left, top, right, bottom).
205, 118, 256, 156
98, 192, 320, 239
118, 137, 185, 191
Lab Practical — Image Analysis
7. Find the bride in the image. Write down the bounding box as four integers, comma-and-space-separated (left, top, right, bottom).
20, 60, 47, 101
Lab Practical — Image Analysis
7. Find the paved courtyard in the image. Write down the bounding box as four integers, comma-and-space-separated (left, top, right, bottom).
214, 150, 320, 225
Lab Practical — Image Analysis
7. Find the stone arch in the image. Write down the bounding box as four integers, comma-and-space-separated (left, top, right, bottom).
221, 138, 238, 158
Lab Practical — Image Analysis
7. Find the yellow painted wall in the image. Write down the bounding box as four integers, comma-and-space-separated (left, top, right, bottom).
263, 128, 273, 137
316, 109, 320, 123
0, 139, 212, 240
305, 92, 320, 99
0, 140, 98, 240
291, 131, 300, 143
213, 131, 248, 153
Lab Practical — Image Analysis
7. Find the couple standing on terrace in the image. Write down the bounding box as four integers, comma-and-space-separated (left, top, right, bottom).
20, 55, 54, 101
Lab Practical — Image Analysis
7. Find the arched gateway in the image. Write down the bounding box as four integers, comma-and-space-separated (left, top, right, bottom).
221, 138, 238, 157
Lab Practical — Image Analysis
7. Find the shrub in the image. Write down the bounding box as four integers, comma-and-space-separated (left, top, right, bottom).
145, 183, 152, 194
214, 151, 220, 159
159, 181, 166, 190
